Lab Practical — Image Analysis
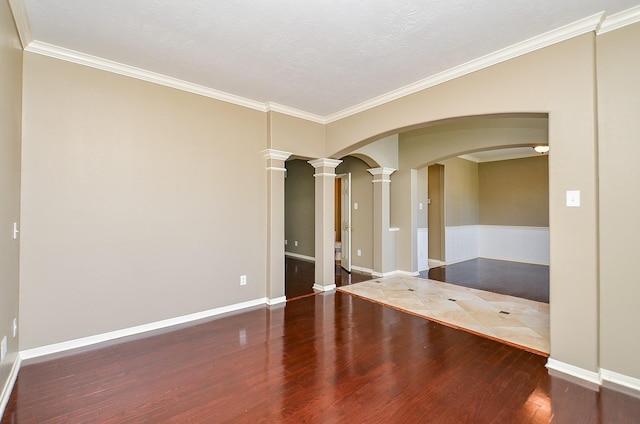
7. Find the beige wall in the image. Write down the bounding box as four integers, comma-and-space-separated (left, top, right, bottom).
597, 22, 640, 380
0, 0, 22, 391
479, 156, 549, 227
442, 157, 479, 226
284, 159, 315, 258
20, 53, 269, 349
336, 156, 374, 270
268, 111, 325, 159
330, 35, 599, 372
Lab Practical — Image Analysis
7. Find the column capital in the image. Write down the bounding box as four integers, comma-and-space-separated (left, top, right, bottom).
263, 149, 292, 161
307, 158, 342, 169
367, 167, 396, 182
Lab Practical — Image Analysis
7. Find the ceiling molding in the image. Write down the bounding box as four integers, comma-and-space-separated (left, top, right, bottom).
324, 12, 604, 124
25, 41, 268, 113
266, 102, 326, 124
7, 0, 32, 48
598, 4, 640, 34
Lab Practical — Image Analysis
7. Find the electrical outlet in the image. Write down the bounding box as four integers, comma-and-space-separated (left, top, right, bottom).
294, 241, 298, 246
284, 239, 288, 245
357, 249, 362, 256
240, 275, 247, 286
12, 318, 17, 337
1, 336, 6, 362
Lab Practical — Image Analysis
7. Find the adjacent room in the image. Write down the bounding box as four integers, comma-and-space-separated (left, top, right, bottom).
2, 1, 640, 422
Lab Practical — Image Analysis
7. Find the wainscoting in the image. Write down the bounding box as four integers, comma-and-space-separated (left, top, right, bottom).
442, 225, 549, 266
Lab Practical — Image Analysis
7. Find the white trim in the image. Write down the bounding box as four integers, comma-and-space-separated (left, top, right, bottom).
389, 228, 400, 232
19, 298, 268, 360
266, 102, 326, 124
307, 158, 343, 169
371, 269, 419, 278
266, 167, 287, 172
367, 167, 396, 177
324, 13, 604, 123
350, 265, 373, 275
478, 225, 550, 265
7, 0, 32, 48
601, 369, 640, 396
370, 179, 391, 184
285, 252, 316, 262
313, 283, 336, 292
546, 358, 602, 388
598, 4, 640, 34
25, 41, 268, 113
0, 354, 21, 418
267, 296, 287, 306
312, 173, 337, 178
428, 259, 446, 268
263, 149, 292, 161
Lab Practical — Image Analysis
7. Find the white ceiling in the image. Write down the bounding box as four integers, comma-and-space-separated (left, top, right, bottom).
16, 0, 640, 118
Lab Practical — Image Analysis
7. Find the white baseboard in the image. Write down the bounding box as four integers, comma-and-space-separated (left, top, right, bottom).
313, 283, 336, 292
20, 297, 269, 360
351, 265, 373, 275
546, 358, 601, 390
601, 368, 640, 398
371, 270, 419, 278
0, 354, 21, 418
267, 296, 287, 305
285, 252, 315, 262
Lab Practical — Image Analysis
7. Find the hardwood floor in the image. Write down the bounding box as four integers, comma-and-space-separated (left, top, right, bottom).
425, 258, 550, 303
3, 292, 639, 423
285, 257, 370, 300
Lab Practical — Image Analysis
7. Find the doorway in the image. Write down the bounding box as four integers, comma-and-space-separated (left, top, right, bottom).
428, 164, 445, 265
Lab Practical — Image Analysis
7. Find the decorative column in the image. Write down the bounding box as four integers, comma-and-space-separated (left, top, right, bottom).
368, 167, 396, 276
264, 149, 292, 305
308, 158, 342, 291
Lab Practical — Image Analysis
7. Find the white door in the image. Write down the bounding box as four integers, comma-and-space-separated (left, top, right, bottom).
340, 173, 352, 272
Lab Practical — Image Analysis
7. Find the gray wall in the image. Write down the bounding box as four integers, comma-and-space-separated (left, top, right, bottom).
479, 156, 549, 227
0, 0, 22, 391
336, 156, 374, 271
284, 159, 315, 258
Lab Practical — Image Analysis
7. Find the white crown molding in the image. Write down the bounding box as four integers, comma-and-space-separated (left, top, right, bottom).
324, 12, 604, 123
7, 0, 32, 48
19, 297, 269, 360
266, 102, 326, 124
25, 41, 268, 113
598, 4, 640, 34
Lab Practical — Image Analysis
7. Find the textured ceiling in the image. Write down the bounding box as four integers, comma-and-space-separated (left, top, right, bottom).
21, 0, 640, 116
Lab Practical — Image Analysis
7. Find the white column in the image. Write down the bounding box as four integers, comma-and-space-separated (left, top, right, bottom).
264, 149, 292, 305
368, 167, 396, 276
308, 158, 342, 291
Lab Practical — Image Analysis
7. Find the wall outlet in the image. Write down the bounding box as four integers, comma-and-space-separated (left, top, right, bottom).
12, 318, 17, 337
1, 336, 6, 362
240, 275, 247, 286
357, 249, 362, 256
294, 241, 298, 246
284, 239, 287, 245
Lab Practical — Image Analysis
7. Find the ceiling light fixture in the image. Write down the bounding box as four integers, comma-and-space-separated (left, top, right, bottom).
534, 145, 550, 154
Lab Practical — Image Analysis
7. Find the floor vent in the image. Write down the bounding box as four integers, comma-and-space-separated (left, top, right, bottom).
408, 289, 415, 292
448, 298, 456, 302
499, 310, 510, 315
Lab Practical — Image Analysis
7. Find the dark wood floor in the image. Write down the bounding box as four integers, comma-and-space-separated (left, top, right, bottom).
425, 258, 550, 303
3, 292, 639, 423
285, 257, 370, 300
286, 256, 549, 303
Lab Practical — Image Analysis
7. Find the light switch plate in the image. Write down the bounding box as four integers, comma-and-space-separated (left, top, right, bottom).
566, 190, 580, 207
